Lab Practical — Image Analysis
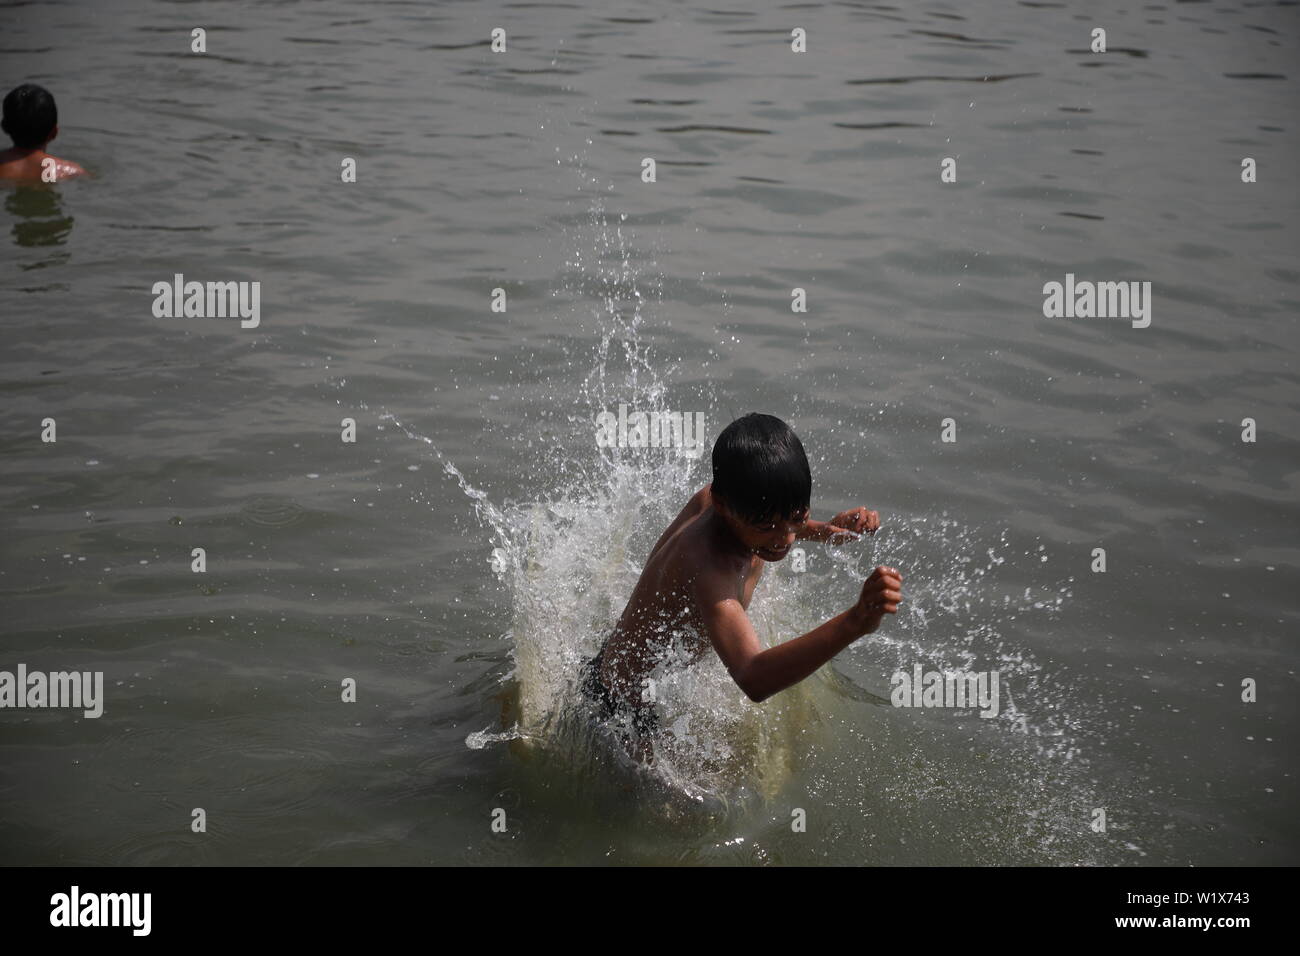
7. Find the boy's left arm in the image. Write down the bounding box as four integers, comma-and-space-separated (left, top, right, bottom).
798, 506, 880, 543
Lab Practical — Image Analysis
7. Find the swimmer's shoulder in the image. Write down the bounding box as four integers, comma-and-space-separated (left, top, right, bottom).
0, 151, 88, 181
678, 525, 750, 597
44, 155, 89, 180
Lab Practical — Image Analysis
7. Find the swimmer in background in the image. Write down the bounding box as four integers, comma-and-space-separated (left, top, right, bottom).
0, 84, 88, 182
582, 412, 903, 762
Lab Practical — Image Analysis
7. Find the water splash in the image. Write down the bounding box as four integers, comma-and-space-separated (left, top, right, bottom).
379, 181, 1135, 860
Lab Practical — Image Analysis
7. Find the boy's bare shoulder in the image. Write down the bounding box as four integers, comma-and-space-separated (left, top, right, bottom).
681, 483, 713, 519
0, 152, 88, 181
41, 155, 88, 180
672, 518, 751, 599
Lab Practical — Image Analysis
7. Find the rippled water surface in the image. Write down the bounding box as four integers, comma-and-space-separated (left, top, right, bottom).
1, 0, 1297, 865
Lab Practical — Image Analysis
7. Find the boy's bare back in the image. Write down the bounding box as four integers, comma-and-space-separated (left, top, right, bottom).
593, 477, 902, 720
0, 148, 86, 182
596, 484, 763, 701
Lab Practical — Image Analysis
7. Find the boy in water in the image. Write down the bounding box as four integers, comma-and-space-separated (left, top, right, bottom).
582, 412, 903, 761
0, 84, 87, 181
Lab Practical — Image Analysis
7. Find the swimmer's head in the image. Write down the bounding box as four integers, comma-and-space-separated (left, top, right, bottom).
710, 413, 811, 560
2, 83, 58, 149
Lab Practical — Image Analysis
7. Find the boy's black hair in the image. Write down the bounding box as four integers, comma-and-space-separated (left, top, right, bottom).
711, 413, 811, 524
2, 83, 57, 149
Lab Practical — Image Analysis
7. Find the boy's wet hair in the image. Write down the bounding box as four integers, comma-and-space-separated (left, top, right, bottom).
711, 413, 811, 524
2, 83, 57, 149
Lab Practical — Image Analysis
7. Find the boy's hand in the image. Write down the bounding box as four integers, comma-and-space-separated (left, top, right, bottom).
850, 565, 902, 636
826, 507, 880, 542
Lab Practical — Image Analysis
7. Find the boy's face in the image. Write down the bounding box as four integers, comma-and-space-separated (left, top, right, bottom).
718, 501, 808, 562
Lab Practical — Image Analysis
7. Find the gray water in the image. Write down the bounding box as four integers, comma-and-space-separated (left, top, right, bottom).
1, 0, 1297, 866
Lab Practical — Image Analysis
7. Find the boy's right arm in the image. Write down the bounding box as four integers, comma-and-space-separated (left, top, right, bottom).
700, 566, 902, 703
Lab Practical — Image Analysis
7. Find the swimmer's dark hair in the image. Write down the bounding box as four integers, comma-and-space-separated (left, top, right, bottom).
711, 413, 811, 524
2, 83, 57, 149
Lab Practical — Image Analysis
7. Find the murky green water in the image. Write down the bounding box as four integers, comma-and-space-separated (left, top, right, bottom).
1, 0, 1297, 865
